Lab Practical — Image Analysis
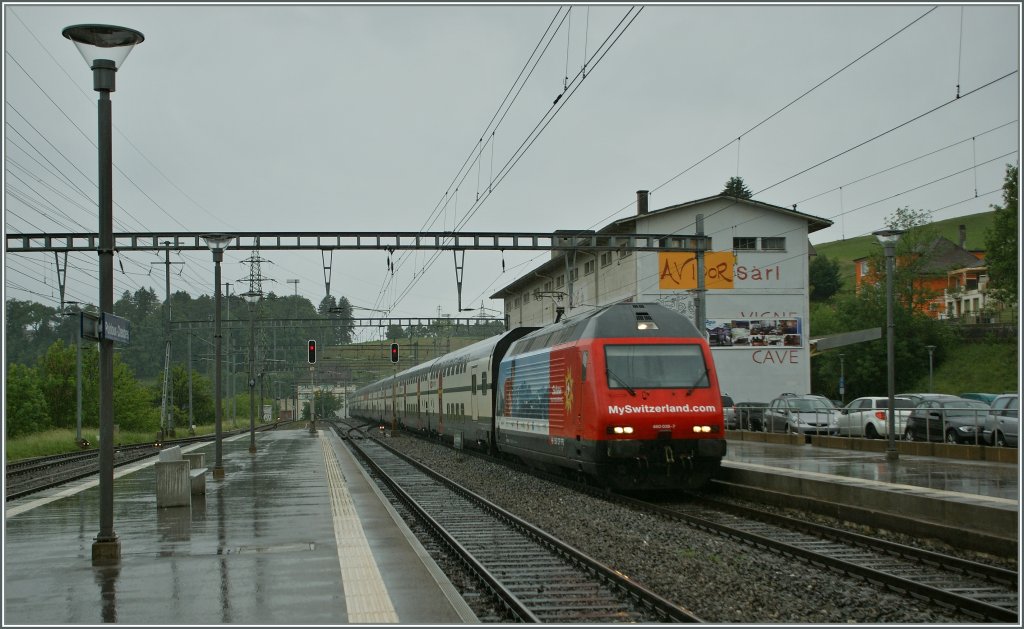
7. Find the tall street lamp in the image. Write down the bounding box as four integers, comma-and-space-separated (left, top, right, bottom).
241, 290, 262, 453
926, 345, 936, 391
873, 228, 904, 461
838, 353, 845, 405
201, 234, 235, 478
62, 22, 144, 565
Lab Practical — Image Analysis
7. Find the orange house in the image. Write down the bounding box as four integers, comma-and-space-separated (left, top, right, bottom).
854, 235, 984, 319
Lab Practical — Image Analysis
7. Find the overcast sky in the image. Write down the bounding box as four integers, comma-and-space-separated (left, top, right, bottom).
3, 2, 1020, 342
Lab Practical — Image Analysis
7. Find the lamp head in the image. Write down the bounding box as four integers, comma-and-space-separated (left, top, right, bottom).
241, 290, 262, 306
62, 24, 144, 69
872, 228, 905, 247
201, 233, 236, 253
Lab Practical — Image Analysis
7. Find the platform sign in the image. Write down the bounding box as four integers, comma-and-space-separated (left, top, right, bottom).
80, 311, 100, 341
101, 312, 131, 344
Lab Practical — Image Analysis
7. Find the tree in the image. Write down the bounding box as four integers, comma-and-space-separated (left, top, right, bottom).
721, 176, 752, 199
5, 363, 50, 438
983, 164, 1018, 306
169, 365, 214, 426
808, 255, 841, 301
4, 299, 61, 367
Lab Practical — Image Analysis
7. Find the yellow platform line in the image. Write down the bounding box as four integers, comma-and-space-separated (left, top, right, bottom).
320, 437, 399, 623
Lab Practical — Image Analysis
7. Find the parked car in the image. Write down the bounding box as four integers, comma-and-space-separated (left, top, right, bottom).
903, 397, 991, 444
763, 394, 838, 435
736, 401, 769, 431
722, 393, 738, 429
960, 392, 1000, 405
983, 394, 1019, 447
837, 396, 916, 438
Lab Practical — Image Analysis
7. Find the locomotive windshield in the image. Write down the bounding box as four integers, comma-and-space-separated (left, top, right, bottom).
604, 344, 709, 390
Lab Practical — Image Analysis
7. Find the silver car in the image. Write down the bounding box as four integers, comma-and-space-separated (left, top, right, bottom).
983, 394, 1018, 447
764, 394, 838, 435
837, 396, 915, 439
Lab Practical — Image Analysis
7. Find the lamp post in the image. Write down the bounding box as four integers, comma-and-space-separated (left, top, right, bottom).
201, 234, 235, 478
873, 228, 905, 461
838, 353, 845, 405
925, 345, 936, 391
62, 23, 144, 565
241, 290, 262, 453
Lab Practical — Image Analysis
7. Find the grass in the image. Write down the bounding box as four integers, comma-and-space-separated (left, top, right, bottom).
4, 423, 220, 462
905, 342, 1019, 395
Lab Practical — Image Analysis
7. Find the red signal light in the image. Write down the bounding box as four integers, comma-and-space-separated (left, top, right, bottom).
307, 339, 316, 364
390, 342, 399, 363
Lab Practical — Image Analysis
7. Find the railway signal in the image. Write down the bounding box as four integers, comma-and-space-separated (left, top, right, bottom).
390, 342, 399, 363
307, 339, 316, 364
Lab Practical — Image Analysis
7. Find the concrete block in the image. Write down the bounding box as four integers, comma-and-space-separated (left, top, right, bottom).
158, 446, 183, 463
182, 452, 206, 470
189, 468, 206, 495
155, 460, 190, 508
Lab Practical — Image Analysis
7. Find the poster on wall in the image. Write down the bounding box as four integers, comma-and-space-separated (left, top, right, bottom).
705, 318, 802, 348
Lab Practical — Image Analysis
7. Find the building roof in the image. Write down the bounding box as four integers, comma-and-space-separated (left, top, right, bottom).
490, 194, 832, 299
606, 194, 834, 235
854, 236, 984, 275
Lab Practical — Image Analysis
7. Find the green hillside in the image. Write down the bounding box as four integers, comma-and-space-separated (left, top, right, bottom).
813, 211, 995, 290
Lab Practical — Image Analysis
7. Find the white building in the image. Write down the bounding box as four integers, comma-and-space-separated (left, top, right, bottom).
491, 191, 832, 403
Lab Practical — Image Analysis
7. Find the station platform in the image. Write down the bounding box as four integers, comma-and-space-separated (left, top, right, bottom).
719, 438, 1019, 550
3, 427, 478, 625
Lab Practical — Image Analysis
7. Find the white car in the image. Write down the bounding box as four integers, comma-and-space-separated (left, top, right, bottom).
983, 394, 1018, 447
837, 396, 915, 438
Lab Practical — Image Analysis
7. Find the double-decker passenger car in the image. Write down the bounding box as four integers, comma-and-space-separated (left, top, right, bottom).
349, 302, 726, 490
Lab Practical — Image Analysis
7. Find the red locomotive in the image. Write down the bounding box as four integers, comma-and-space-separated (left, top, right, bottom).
350, 302, 726, 490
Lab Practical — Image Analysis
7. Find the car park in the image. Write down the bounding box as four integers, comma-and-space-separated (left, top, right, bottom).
763, 394, 838, 435
903, 397, 991, 444
837, 396, 915, 438
736, 401, 769, 431
722, 393, 737, 429
983, 394, 1018, 447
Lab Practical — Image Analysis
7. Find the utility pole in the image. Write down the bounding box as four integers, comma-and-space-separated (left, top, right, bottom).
153, 241, 183, 437
224, 282, 233, 425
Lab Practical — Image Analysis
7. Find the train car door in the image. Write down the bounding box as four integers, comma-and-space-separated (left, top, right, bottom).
471, 365, 479, 422
437, 370, 444, 434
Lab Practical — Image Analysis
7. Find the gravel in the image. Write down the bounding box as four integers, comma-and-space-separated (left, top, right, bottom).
363, 432, 1007, 624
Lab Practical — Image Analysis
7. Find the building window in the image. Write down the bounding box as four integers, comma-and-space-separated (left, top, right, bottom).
600, 252, 613, 267
761, 237, 785, 250
543, 280, 553, 292
733, 237, 757, 250
584, 259, 595, 275
569, 268, 579, 282
513, 296, 520, 308
556, 274, 565, 288
522, 291, 530, 303
860, 260, 869, 275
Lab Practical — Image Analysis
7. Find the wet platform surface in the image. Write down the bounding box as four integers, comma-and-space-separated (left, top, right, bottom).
3, 428, 477, 625
722, 440, 1019, 501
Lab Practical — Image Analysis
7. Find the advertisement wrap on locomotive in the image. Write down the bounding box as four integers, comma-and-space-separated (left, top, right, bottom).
349, 302, 726, 491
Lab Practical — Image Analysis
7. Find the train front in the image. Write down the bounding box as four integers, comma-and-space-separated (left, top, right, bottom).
561, 304, 727, 491
580, 334, 727, 490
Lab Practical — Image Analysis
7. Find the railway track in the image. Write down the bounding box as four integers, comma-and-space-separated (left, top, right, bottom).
357, 421, 1018, 623
5, 423, 291, 501
633, 494, 1019, 623
335, 423, 702, 623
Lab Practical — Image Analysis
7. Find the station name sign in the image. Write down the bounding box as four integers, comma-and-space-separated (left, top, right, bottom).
81, 311, 131, 344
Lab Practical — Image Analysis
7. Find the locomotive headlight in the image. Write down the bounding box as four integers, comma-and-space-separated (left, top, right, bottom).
692, 425, 712, 433
608, 425, 635, 435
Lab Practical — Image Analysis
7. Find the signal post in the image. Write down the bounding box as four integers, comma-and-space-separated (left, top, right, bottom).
391, 342, 399, 432
308, 339, 317, 434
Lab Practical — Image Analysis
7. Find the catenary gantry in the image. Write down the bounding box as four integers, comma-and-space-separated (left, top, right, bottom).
5, 230, 709, 253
